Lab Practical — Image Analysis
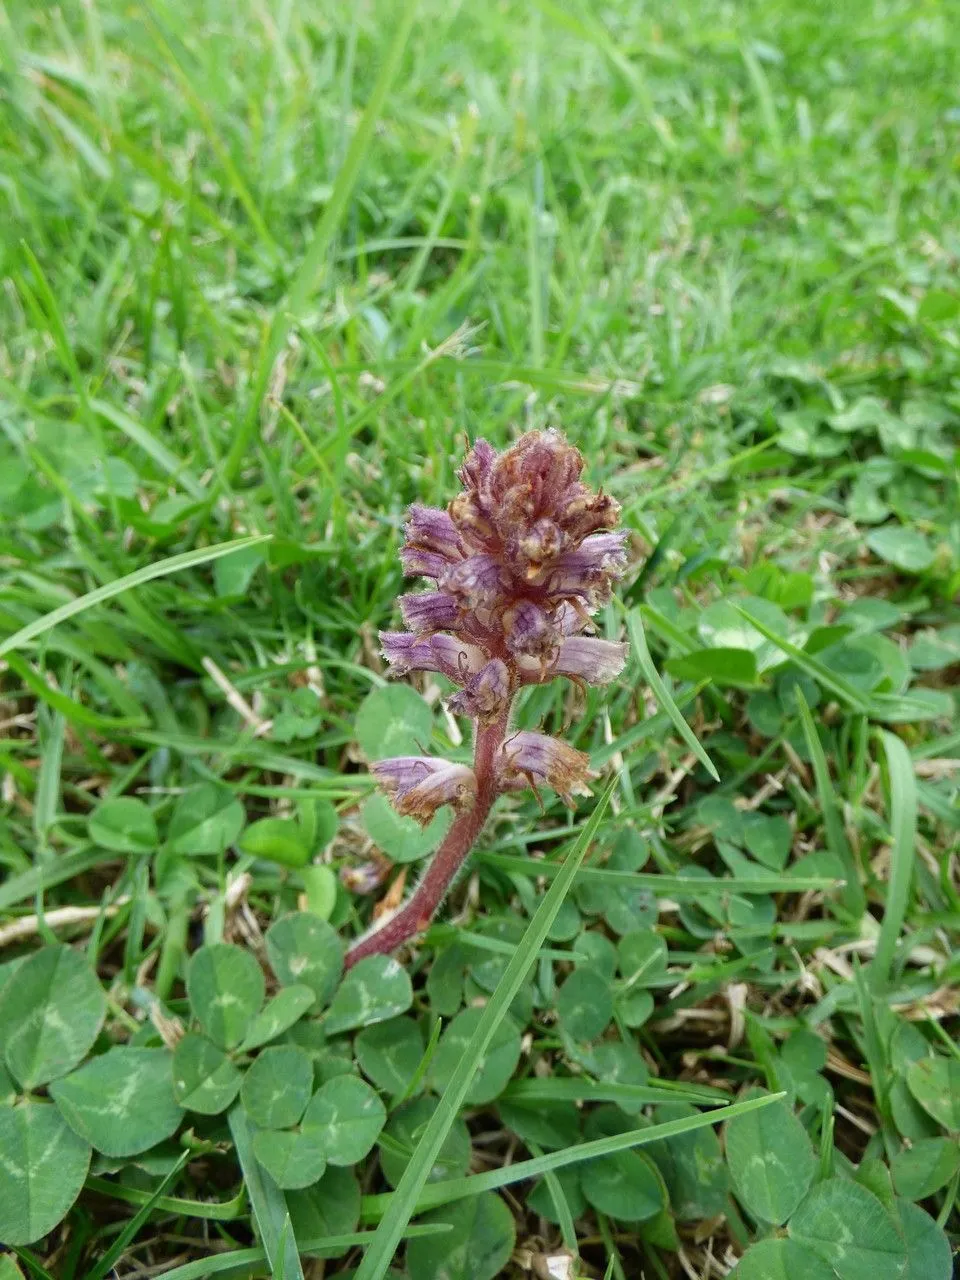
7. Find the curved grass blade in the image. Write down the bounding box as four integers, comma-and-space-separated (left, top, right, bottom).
351, 778, 618, 1280
795, 688, 865, 917
228, 1105, 303, 1280
361, 1091, 785, 1218
625, 609, 719, 781
0, 535, 272, 659
871, 730, 918, 990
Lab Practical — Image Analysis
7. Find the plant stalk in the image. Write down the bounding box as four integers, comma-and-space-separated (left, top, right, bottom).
344, 712, 509, 969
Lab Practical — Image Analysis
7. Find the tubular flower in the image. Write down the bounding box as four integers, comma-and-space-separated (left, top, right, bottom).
497, 731, 595, 807
371, 757, 476, 825
351, 431, 629, 970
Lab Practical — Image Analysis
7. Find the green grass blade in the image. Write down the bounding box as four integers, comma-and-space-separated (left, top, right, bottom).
351, 777, 618, 1280
362, 1091, 784, 1219
223, 4, 420, 484
871, 730, 918, 990
85, 1152, 191, 1280
794, 688, 865, 917
478, 852, 841, 895
90, 398, 206, 499
798, 691, 865, 921
732, 603, 872, 713
625, 608, 719, 781
148, 1225, 453, 1280
0, 535, 271, 658
227, 1105, 304, 1280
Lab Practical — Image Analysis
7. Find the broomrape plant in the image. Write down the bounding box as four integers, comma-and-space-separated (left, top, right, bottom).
346, 430, 628, 969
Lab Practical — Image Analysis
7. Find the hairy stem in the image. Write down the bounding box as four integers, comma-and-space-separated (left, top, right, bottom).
344, 712, 509, 969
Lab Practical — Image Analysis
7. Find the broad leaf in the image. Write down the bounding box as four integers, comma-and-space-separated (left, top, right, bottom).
186, 943, 265, 1050
405, 1192, 516, 1280
555, 967, 613, 1041
266, 913, 344, 1006
51, 1047, 183, 1156
645, 1102, 729, 1220
906, 1058, 960, 1131
581, 1148, 666, 1222
324, 955, 413, 1035
253, 1128, 327, 1191
240, 1045, 313, 1129
866, 527, 935, 573
891, 1137, 960, 1200
0, 944, 106, 1089
379, 1096, 472, 1189
362, 792, 451, 863
898, 1199, 952, 1280
88, 796, 158, 854
354, 685, 432, 760
287, 1166, 361, 1258
0, 1102, 91, 1246
166, 782, 245, 855
788, 1178, 908, 1280
240, 984, 316, 1052
303, 1074, 386, 1165
430, 1008, 521, 1105
734, 1238, 837, 1280
239, 817, 311, 867
172, 1033, 242, 1115
726, 1093, 816, 1224
354, 1016, 425, 1096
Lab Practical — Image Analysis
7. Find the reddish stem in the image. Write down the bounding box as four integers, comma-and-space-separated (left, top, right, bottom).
344, 712, 509, 969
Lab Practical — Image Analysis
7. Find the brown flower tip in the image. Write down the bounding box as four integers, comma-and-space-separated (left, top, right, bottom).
497, 731, 595, 807
371, 756, 477, 826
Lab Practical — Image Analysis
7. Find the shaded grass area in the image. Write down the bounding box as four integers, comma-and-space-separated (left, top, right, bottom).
0, 1, 958, 1277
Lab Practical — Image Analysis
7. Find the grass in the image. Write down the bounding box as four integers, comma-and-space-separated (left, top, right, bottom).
0, 0, 958, 1277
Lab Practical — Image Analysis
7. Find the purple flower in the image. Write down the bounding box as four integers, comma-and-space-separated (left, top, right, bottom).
441, 554, 506, 607
497, 731, 594, 807
404, 504, 463, 560
348, 430, 628, 970
372, 756, 477, 825
549, 636, 628, 685
399, 592, 461, 633
447, 659, 511, 723
380, 632, 484, 682
503, 600, 559, 663
399, 547, 452, 581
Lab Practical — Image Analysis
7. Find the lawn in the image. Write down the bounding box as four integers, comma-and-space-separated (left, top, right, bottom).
0, 0, 958, 1277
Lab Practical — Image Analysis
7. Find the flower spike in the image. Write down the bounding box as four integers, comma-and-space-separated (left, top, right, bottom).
347, 430, 628, 969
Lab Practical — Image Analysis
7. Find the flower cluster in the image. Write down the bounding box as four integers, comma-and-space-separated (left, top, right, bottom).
377, 429, 628, 823
346, 430, 628, 967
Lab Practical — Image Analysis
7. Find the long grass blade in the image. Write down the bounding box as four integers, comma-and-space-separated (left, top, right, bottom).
625, 608, 719, 781
228, 1106, 304, 1280
362, 1091, 784, 1219
794, 688, 865, 917
351, 778, 618, 1280
0, 535, 271, 658
871, 730, 918, 990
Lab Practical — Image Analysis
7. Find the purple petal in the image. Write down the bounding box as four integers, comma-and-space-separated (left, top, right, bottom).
380, 631, 485, 681
399, 547, 452, 581
372, 755, 476, 825
399, 592, 461, 633
403, 504, 463, 559
551, 636, 628, 685
497, 731, 594, 806
447, 659, 511, 723
457, 439, 496, 492
440, 554, 506, 607
503, 600, 560, 661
